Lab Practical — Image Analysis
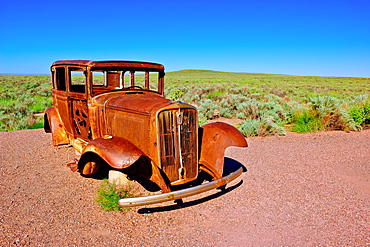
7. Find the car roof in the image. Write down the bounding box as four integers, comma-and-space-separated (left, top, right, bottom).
51, 60, 164, 70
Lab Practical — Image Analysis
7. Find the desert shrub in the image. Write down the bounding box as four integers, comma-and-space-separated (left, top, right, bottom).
227, 86, 249, 96
198, 114, 208, 126
207, 90, 224, 99
167, 89, 184, 101
289, 95, 368, 132
219, 107, 233, 118
0, 103, 36, 131
348, 95, 370, 127
337, 108, 362, 131
238, 119, 260, 136
235, 99, 259, 119
236, 112, 245, 119
238, 116, 285, 137
95, 179, 135, 212
185, 88, 291, 136
29, 95, 52, 113
183, 92, 200, 105
291, 109, 322, 133
269, 86, 287, 97
282, 101, 297, 124
299, 96, 344, 130
259, 116, 286, 136
198, 99, 218, 119
0, 75, 52, 131
350, 105, 367, 124
309, 95, 337, 111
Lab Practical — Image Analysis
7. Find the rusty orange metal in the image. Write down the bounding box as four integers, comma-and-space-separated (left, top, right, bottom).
45, 60, 247, 203
199, 122, 248, 179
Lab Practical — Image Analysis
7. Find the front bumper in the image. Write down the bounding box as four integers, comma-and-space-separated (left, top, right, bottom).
118, 167, 243, 207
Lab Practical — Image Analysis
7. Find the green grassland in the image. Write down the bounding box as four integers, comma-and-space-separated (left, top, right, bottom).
1, 71, 369, 135
166, 70, 369, 99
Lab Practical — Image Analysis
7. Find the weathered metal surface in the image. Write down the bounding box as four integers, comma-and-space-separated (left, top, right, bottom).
80, 137, 144, 169
44, 107, 69, 146
118, 167, 243, 207
52, 60, 165, 70
157, 108, 198, 184
45, 60, 248, 205
199, 122, 248, 179
106, 93, 170, 114
71, 99, 90, 139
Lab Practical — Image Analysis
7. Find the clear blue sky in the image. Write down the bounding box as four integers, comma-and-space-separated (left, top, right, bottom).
1, 0, 369, 77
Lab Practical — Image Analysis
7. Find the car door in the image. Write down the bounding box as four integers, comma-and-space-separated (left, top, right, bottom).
67, 66, 91, 141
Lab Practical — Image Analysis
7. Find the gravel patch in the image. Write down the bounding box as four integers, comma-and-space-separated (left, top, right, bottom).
0, 129, 369, 246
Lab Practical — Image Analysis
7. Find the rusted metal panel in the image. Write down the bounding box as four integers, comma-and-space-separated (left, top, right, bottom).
52, 60, 164, 70
51, 90, 73, 136
157, 108, 198, 184
71, 99, 90, 139
199, 122, 248, 179
106, 93, 170, 114
80, 137, 144, 169
44, 107, 69, 146
106, 110, 150, 155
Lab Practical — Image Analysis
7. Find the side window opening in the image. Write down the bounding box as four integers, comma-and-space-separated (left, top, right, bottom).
149, 72, 159, 91
132, 71, 145, 88
69, 68, 86, 93
127, 71, 156, 90
92, 71, 105, 86
55, 67, 66, 91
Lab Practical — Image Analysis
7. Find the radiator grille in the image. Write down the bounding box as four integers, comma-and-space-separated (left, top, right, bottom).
158, 108, 198, 183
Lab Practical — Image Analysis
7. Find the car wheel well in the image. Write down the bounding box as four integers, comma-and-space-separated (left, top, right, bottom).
44, 113, 51, 133
78, 152, 110, 179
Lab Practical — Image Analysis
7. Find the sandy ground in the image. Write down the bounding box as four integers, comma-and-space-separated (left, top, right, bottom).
0, 129, 369, 246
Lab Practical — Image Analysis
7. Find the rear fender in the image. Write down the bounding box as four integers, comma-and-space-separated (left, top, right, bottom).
79, 137, 171, 192
44, 107, 69, 146
199, 122, 248, 179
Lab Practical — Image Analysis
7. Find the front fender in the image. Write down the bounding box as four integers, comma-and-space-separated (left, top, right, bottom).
79, 137, 171, 192
199, 122, 247, 179
80, 137, 144, 169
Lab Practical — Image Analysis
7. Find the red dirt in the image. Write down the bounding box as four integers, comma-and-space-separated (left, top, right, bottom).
0, 129, 369, 246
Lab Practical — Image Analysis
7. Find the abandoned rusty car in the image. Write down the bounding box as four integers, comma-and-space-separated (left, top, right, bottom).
44, 60, 247, 207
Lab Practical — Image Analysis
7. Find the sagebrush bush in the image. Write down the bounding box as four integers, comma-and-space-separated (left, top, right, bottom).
238, 119, 260, 136
238, 116, 285, 137
198, 99, 218, 119
167, 89, 184, 101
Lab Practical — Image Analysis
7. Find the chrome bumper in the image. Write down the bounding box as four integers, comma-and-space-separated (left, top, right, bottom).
118, 167, 243, 207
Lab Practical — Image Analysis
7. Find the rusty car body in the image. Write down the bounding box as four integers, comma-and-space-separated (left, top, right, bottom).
44, 60, 247, 207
